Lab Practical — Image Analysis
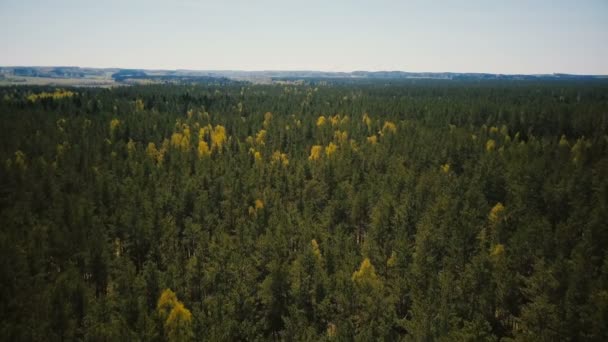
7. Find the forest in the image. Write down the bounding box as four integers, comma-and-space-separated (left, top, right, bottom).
0, 80, 607, 341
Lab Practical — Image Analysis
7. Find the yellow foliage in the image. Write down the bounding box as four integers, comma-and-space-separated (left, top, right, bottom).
367, 135, 378, 145
109, 119, 120, 133
490, 244, 505, 257
171, 132, 183, 147
249, 199, 264, 217
135, 98, 145, 111
340, 115, 350, 125
245, 136, 254, 145
316, 116, 327, 127
500, 125, 509, 136
311, 239, 322, 260
362, 113, 372, 130
199, 125, 212, 140
171, 132, 190, 151
249, 148, 262, 162
309, 145, 323, 161
441, 163, 450, 173
334, 130, 348, 143
571, 138, 592, 164
325, 142, 338, 157
197, 140, 210, 158
263, 112, 273, 128
157, 144, 167, 164
327, 323, 337, 337
271, 151, 289, 167
27, 89, 75, 102
14, 150, 27, 170
489, 126, 499, 134
349, 139, 359, 152
255, 129, 267, 145
352, 258, 381, 289
211, 125, 227, 151
157, 289, 178, 318
330, 114, 340, 126
486, 139, 496, 152
156, 139, 169, 161
255, 199, 264, 210
157, 289, 193, 342
387, 251, 397, 267
166, 302, 192, 329
381, 121, 397, 135
146, 142, 159, 160
489, 202, 505, 224
126, 139, 136, 154
559, 135, 569, 148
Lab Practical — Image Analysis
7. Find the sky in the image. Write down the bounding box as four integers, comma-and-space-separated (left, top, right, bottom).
0, 0, 606, 74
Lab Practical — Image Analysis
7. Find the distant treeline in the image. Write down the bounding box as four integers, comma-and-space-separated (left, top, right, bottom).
111, 69, 238, 85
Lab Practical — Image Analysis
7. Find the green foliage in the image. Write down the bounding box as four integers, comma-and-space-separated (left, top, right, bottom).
0, 81, 607, 340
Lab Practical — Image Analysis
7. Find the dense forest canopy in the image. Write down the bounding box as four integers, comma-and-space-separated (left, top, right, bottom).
1, 80, 607, 341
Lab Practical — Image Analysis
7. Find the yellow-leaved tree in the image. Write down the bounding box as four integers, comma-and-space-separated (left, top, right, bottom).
362, 113, 372, 131
334, 130, 348, 143
109, 119, 120, 137
325, 142, 338, 157
211, 125, 227, 151
263, 112, 273, 128
199, 125, 212, 141
147, 141, 167, 165
135, 98, 145, 111
255, 129, 267, 146
381, 121, 397, 135
309, 145, 323, 161
441, 163, 450, 173
486, 139, 496, 152
170, 132, 190, 151
157, 289, 193, 342
14, 150, 27, 170
316, 116, 327, 127
197, 141, 210, 158
146, 142, 159, 162
330, 114, 341, 126
126, 139, 136, 155
311, 239, 322, 261
558, 134, 569, 148
489, 202, 505, 224
248, 198, 264, 217
352, 258, 382, 290
271, 151, 289, 167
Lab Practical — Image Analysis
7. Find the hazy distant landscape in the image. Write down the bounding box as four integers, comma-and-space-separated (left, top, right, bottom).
2, 66, 606, 87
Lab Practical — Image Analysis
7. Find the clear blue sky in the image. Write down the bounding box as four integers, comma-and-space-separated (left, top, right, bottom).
1, 0, 606, 74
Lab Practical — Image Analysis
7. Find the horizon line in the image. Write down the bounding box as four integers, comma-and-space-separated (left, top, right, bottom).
1, 65, 607, 77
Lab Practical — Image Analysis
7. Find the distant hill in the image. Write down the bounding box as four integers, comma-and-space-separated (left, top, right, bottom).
0, 66, 606, 86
